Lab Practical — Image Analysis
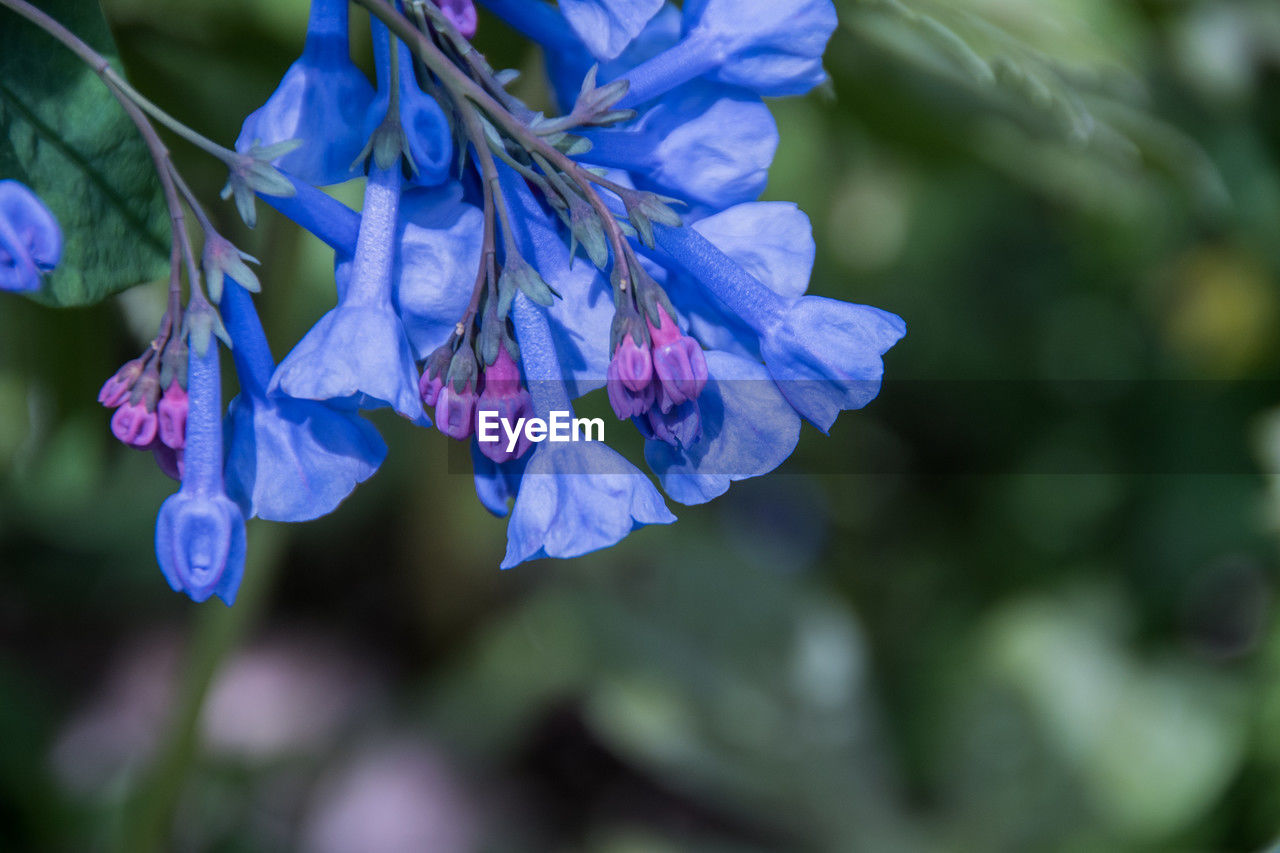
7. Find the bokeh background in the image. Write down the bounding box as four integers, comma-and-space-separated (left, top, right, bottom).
3, 0, 1280, 849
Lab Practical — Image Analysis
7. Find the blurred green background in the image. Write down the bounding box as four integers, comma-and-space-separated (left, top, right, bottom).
4, 0, 1280, 849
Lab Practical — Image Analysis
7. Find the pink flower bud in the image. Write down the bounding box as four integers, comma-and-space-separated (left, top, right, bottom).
157, 382, 189, 450
476, 348, 534, 463
612, 335, 653, 392
435, 382, 477, 440
419, 369, 445, 407
98, 358, 145, 407
439, 0, 478, 38
606, 355, 656, 419
647, 305, 708, 412
111, 401, 158, 447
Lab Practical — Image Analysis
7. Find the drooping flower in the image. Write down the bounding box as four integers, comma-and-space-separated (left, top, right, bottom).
221, 278, 387, 523
224, 0, 902, 574
271, 165, 428, 425
501, 294, 675, 568
154, 330, 246, 605
474, 342, 535, 464
648, 216, 905, 433
237, 0, 376, 186
615, 0, 839, 105
0, 180, 62, 293
362, 19, 453, 185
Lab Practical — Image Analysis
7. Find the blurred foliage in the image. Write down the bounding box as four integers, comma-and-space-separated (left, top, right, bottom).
0, 0, 169, 307
3, 0, 1280, 850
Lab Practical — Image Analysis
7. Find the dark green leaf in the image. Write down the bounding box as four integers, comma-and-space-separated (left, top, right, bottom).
0, 0, 169, 307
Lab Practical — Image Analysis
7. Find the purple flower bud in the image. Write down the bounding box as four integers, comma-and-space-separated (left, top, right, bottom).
606, 354, 656, 419
157, 382, 189, 450
111, 402, 159, 448
476, 347, 535, 463
435, 381, 478, 440
99, 358, 146, 407
647, 305, 708, 411
419, 370, 445, 407
612, 334, 652, 392
439, 0, 478, 38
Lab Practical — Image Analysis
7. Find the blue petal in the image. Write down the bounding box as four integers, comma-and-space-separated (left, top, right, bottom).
585, 81, 776, 211
692, 202, 813, 298
470, 439, 529, 518
758, 296, 906, 433
155, 490, 246, 606
236, 55, 375, 187
271, 302, 429, 425
501, 441, 675, 568
683, 0, 838, 96
559, 0, 665, 60
367, 23, 453, 185
645, 350, 800, 504
394, 184, 484, 358
224, 391, 387, 522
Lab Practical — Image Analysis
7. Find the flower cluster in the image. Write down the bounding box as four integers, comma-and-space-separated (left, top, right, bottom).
85, 0, 904, 603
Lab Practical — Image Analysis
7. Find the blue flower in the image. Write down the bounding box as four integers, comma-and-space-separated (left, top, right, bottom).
236, 0, 375, 186
155, 330, 246, 605
221, 279, 386, 522
364, 19, 453, 185
501, 295, 675, 569
0, 180, 62, 293
271, 165, 428, 425
649, 216, 905, 433
617, 0, 839, 105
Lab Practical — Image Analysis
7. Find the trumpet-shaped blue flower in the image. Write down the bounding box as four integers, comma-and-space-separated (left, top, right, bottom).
155, 333, 246, 605
0, 180, 62, 293
236, 0, 375, 186
365, 20, 452, 185
501, 295, 675, 569
649, 217, 905, 433
616, 0, 838, 106
272, 165, 428, 425
221, 279, 386, 522
545, 5, 778, 211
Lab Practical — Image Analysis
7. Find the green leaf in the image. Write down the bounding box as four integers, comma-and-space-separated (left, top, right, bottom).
841, 0, 1229, 215
0, 0, 169, 307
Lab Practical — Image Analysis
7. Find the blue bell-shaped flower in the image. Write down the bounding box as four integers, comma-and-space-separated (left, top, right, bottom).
154, 329, 246, 605
236, 0, 375, 186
